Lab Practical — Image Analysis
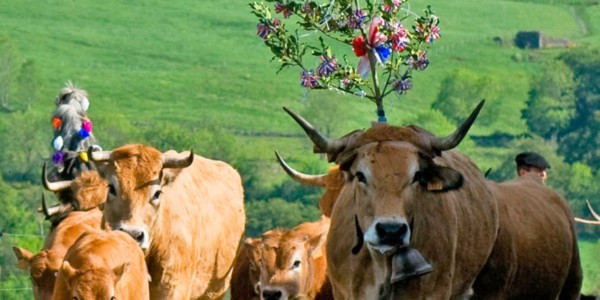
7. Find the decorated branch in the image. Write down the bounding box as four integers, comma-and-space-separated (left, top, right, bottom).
250, 0, 440, 121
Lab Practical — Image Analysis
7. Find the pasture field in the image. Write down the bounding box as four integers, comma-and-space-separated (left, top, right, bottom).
0, 0, 599, 298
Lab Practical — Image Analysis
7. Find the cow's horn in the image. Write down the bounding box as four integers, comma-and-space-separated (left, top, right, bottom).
275, 151, 326, 187
90, 150, 112, 162
575, 200, 600, 225
432, 99, 485, 152
41, 193, 62, 219
42, 162, 72, 191
283, 107, 345, 154
162, 149, 194, 169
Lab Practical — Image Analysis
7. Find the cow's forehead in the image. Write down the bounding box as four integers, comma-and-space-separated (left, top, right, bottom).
354, 142, 420, 169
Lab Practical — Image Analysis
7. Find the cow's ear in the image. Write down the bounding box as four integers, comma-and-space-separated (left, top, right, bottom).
61, 261, 77, 289
13, 246, 33, 270
306, 232, 327, 259
414, 165, 463, 192
113, 262, 130, 282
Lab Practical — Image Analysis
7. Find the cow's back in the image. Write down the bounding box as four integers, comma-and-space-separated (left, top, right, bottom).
473, 175, 582, 299
43, 209, 103, 251
146, 154, 245, 299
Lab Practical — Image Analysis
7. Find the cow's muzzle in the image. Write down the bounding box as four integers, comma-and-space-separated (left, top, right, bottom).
117, 226, 150, 250
365, 219, 411, 255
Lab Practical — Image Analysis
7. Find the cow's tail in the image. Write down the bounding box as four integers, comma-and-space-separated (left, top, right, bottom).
559, 220, 583, 300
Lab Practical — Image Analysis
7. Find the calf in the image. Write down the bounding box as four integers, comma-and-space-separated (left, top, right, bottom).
231, 217, 332, 300
13, 209, 102, 300
52, 230, 149, 300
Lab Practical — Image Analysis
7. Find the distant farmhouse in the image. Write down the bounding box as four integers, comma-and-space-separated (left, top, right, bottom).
514, 31, 574, 49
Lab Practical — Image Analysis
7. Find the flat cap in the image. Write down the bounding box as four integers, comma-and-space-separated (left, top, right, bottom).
515, 152, 551, 169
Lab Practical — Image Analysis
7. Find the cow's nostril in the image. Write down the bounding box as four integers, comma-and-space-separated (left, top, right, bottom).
134, 231, 145, 243
262, 289, 282, 300
375, 222, 408, 246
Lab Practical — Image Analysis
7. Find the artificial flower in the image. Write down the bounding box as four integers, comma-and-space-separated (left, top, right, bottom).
316, 54, 337, 77
300, 70, 319, 88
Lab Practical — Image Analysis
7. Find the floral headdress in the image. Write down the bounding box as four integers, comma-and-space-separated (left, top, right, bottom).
250, 0, 440, 122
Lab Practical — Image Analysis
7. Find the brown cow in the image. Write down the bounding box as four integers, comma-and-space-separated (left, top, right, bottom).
90, 145, 245, 299
13, 209, 103, 300
231, 217, 332, 300
575, 199, 600, 225
472, 174, 582, 299
284, 102, 501, 299
42, 164, 109, 226
52, 229, 150, 300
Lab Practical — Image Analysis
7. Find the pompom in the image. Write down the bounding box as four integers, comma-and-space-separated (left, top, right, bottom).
79, 128, 90, 139
81, 97, 90, 111
52, 152, 64, 165
52, 117, 62, 130
82, 119, 92, 133
52, 136, 64, 151
79, 151, 89, 162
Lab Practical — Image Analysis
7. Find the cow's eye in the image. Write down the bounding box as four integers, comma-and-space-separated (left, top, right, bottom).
150, 190, 162, 205
110, 297, 116, 300
292, 260, 301, 269
355, 172, 367, 184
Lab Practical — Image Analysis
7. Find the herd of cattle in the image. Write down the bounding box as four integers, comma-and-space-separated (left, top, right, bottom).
10, 85, 599, 299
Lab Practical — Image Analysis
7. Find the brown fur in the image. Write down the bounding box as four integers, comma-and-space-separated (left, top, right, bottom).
318, 167, 345, 218
472, 174, 582, 299
52, 230, 149, 300
70, 171, 108, 210
231, 217, 333, 300
100, 144, 245, 299
325, 135, 499, 299
13, 209, 103, 300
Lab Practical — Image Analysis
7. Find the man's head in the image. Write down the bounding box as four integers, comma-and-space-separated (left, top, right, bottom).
515, 152, 550, 182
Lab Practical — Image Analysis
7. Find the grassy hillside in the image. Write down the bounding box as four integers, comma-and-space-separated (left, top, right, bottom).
0, 0, 598, 298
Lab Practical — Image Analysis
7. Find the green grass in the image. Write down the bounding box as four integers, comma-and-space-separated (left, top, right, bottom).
579, 239, 600, 295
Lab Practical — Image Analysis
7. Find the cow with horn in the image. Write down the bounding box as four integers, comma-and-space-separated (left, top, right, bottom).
13, 208, 103, 300
282, 100, 500, 299
575, 200, 600, 225
41, 162, 108, 227
14, 163, 107, 299
471, 173, 582, 299
89, 145, 245, 299
281, 100, 582, 299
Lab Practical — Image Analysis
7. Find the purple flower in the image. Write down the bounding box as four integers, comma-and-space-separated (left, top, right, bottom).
257, 22, 272, 40
389, 22, 410, 52
393, 78, 412, 94
301, 70, 319, 88
347, 9, 367, 29
256, 19, 281, 40
408, 51, 429, 70
316, 55, 337, 77
274, 2, 292, 18
382, 0, 402, 12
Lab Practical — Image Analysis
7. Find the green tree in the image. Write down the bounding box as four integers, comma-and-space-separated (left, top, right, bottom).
557, 49, 600, 170
244, 198, 320, 237
432, 68, 503, 128
522, 60, 575, 142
